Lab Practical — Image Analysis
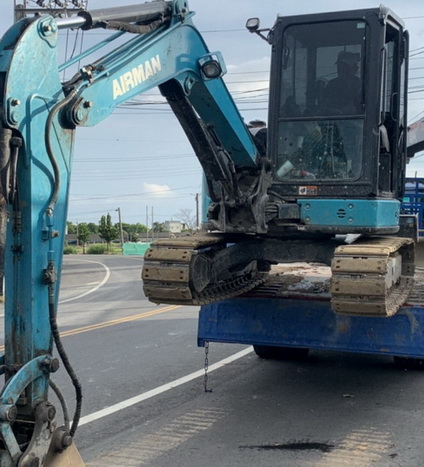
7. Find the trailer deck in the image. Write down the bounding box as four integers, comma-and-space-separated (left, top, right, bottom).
198, 264, 424, 359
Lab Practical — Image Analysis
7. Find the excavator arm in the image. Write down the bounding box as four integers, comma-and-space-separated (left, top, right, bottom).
0, 2, 270, 465
58, 1, 269, 233
407, 117, 424, 159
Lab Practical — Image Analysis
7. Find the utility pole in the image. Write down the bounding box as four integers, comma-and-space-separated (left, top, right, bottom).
146, 206, 149, 242
195, 193, 200, 230
116, 207, 124, 253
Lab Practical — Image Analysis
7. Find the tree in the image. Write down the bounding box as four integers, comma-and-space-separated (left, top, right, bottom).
77, 223, 91, 254
175, 209, 196, 232
121, 223, 147, 242
66, 221, 76, 234
126, 223, 149, 242
152, 221, 166, 233
133, 223, 148, 241
98, 214, 119, 252
134, 223, 148, 234
87, 222, 98, 234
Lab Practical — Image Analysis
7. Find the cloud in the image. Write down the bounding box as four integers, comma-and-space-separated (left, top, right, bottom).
143, 183, 173, 197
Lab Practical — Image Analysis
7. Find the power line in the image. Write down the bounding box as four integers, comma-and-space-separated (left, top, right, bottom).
71, 185, 196, 202
72, 171, 201, 181
71, 153, 199, 162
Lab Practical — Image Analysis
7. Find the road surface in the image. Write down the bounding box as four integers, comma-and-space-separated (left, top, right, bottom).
6, 255, 424, 466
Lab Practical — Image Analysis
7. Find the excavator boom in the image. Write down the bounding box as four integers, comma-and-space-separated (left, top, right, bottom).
0, 2, 267, 464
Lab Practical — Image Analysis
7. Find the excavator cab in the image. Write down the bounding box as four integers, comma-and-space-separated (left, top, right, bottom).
265, 7, 409, 234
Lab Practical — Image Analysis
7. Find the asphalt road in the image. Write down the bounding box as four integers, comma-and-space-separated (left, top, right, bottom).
15, 256, 424, 465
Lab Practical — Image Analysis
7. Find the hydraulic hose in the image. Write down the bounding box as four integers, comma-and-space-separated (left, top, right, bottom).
48, 282, 82, 437
99, 17, 167, 34
45, 89, 82, 436
49, 379, 70, 431
45, 89, 77, 216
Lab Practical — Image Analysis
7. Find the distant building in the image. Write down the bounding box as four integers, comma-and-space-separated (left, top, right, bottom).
164, 220, 183, 233
65, 234, 103, 245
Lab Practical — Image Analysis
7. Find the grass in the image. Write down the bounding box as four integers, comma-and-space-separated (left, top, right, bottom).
63, 244, 123, 255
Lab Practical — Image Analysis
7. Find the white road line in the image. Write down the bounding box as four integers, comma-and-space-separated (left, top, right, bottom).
0, 260, 110, 314
59, 259, 111, 304
79, 346, 254, 426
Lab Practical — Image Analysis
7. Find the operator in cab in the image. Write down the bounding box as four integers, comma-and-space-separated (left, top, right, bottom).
322, 51, 362, 115
248, 119, 267, 157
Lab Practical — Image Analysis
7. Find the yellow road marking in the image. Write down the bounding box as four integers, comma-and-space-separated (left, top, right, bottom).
0, 305, 181, 352
61, 305, 181, 337
307, 427, 393, 466
87, 408, 227, 466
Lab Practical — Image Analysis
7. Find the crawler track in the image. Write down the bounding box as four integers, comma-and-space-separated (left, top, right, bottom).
330, 237, 415, 316
142, 234, 267, 305
143, 234, 415, 315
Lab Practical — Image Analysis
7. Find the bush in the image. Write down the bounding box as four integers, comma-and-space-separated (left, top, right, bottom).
63, 246, 78, 255
87, 244, 108, 254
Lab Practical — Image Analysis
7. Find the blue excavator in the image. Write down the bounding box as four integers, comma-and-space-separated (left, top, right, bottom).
0, 1, 421, 464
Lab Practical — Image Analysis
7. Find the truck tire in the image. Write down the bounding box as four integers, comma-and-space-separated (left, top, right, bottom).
253, 345, 309, 361
393, 356, 424, 370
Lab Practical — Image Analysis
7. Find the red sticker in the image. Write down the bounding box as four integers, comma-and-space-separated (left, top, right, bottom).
298, 186, 318, 196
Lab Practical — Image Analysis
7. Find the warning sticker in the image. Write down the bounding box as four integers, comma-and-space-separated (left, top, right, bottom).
298, 186, 318, 196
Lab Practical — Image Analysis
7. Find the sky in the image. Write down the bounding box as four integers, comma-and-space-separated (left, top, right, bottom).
1, 1, 424, 228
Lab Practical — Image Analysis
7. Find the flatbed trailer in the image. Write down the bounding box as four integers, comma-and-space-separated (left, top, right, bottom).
402, 178, 424, 239
198, 264, 424, 363
196, 180, 424, 362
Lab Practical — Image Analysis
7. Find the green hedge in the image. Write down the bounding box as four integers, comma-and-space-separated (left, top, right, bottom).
87, 244, 108, 254
63, 246, 78, 255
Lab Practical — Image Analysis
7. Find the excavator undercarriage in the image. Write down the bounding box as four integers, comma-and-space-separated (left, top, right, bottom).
142, 234, 416, 317
143, 234, 269, 305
